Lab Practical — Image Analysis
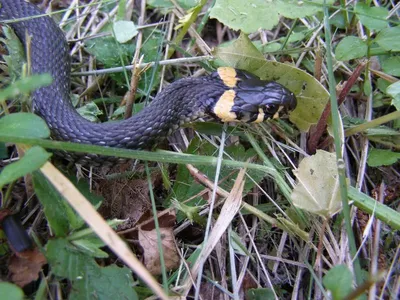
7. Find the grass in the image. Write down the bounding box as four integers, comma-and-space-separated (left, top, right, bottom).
0, 0, 399, 299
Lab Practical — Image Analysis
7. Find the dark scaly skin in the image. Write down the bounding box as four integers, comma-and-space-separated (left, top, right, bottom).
0, 0, 297, 166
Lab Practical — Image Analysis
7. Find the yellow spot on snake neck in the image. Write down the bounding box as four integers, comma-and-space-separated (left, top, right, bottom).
273, 105, 285, 119
253, 108, 265, 123
217, 67, 237, 88
213, 90, 237, 122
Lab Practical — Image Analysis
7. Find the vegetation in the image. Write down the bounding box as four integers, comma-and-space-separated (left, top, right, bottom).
0, 0, 399, 299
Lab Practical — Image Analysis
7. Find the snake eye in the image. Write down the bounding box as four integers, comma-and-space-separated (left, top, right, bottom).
265, 104, 278, 114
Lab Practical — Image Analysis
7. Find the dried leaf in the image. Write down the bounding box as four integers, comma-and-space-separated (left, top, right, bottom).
8, 248, 46, 287
139, 227, 180, 275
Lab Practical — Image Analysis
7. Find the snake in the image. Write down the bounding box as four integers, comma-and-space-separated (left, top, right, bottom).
0, 0, 297, 166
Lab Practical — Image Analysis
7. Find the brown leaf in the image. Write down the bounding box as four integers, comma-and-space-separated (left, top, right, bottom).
8, 248, 47, 287
139, 227, 180, 275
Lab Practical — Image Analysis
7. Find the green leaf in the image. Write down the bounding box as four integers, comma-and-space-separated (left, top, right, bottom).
375, 26, 400, 52
210, 0, 333, 34
46, 238, 94, 279
246, 288, 275, 300
213, 33, 329, 132
147, 0, 198, 10
0, 146, 51, 189
168, 137, 265, 221
33, 172, 79, 236
335, 36, 367, 61
0, 143, 7, 159
48, 238, 137, 300
84, 30, 162, 90
0, 74, 53, 103
386, 81, 400, 110
113, 20, 138, 43
355, 3, 388, 31
70, 264, 138, 300
367, 149, 400, 167
291, 150, 345, 218
323, 265, 354, 300
0, 27, 25, 80
77, 102, 103, 122
381, 56, 400, 76
71, 237, 109, 258
0, 282, 24, 300
0, 113, 50, 139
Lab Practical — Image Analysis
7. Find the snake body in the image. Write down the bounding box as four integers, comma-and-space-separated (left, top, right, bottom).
0, 0, 297, 165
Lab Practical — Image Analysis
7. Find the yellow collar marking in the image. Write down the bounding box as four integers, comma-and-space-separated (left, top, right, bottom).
253, 108, 265, 123
273, 105, 285, 119
213, 90, 237, 122
217, 67, 238, 88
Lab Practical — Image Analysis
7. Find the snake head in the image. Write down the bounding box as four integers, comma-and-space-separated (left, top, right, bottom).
212, 68, 297, 123
232, 70, 297, 123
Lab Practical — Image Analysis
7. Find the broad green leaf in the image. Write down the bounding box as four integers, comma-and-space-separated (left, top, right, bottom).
323, 265, 354, 300
375, 26, 400, 52
210, 0, 333, 34
213, 33, 329, 132
0, 146, 51, 189
335, 36, 367, 61
46, 238, 95, 279
291, 150, 344, 218
33, 171, 103, 236
0, 282, 24, 300
70, 264, 138, 300
381, 56, 400, 76
0, 74, 52, 103
386, 81, 400, 110
367, 149, 400, 167
0, 113, 50, 139
33, 172, 79, 236
113, 20, 138, 43
355, 3, 388, 31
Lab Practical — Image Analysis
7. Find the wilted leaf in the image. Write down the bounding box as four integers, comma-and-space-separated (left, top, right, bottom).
139, 227, 180, 275
113, 20, 138, 43
323, 265, 354, 300
291, 150, 345, 218
8, 248, 47, 287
